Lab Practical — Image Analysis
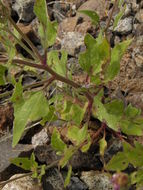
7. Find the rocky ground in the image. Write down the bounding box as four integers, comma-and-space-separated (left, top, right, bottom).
0, 0, 143, 189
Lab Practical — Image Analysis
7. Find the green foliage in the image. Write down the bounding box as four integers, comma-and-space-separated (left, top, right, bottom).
51, 127, 67, 153
106, 141, 143, 187
11, 153, 45, 181
104, 39, 132, 81
99, 136, 107, 156
61, 100, 87, 125
47, 50, 67, 76
79, 33, 110, 78
34, 0, 57, 48
0, 0, 143, 188
64, 165, 72, 187
79, 10, 99, 25
12, 91, 49, 147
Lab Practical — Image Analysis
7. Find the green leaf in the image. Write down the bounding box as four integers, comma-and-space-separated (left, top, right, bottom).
131, 170, 143, 186
79, 33, 110, 76
61, 101, 87, 125
0, 65, 7, 85
121, 120, 143, 136
125, 142, 143, 167
38, 164, 46, 181
47, 50, 67, 76
60, 146, 76, 168
64, 165, 72, 187
38, 21, 57, 48
40, 106, 57, 125
93, 96, 121, 131
113, 8, 124, 29
125, 104, 141, 118
104, 39, 132, 81
34, 0, 57, 48
70, 104, 87, 125
13, 91, 49, 147
79, 10, 99, 25
67, 124, 88, 146
11, 76, 23, 103
10, 157, 31, 170
34, 0, 48, 25
105, 99, 124, 116
99, 137, 107, 156
81, 134, 91, 152
51, 128, 67, 152
106, 152, 129, 171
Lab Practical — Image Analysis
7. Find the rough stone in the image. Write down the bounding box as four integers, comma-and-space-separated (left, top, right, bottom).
61, 32, 84, 56
80, 171, 113, 190
32, 128, 49, 148
135, 9, 143, 23
12, 0, 35, 22
68, 176, 88, 190
114, 17, 133, 35
2, 174, 41, 190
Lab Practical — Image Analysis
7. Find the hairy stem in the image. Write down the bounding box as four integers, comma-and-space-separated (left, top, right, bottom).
0, 77, 55, 99
8, 16, 43, 62
104, 0, 119, 34
0, 58, 93, 102
0, 160, 59, 188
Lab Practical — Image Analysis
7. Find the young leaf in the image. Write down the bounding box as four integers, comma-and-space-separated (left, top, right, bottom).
104, 39, 132, 81
70, 104, 87, 125
113, 9, 124, 29
34, 0, 57, 48
64, 165, 72, 187
120, 120, 143, 136
67, 125, 88, 146
51, 127, 67, 152
47, 50, 67, 77
131, 170, 143, 186
125, 104, 141, 118
81, 134, 91, 152
61, 101, 87, 125
93, 96, 121, 131
13, 91, 49, 147
10, 157, 31, 170
34, 0, 48, 25
79, 10, 99, 25
99, 137, 107, 156
60, 146, 76, 168
79, 33, 110, 77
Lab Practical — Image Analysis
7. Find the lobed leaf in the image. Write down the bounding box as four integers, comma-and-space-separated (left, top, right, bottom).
51, 128, 67, 152
104, 39, 132, 81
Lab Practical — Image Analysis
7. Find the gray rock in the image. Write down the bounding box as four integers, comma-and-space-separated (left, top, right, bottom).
80, 171, 113, 190
12, 0, 35, 22
2, 174, 41, 190
124, 3, 132, 17
114, 17, 133, 35
0, 137, 32, 174
61, 32, 84, 56
68, 176, 88, 190
131, 0, 140, 12
42, 168, 64, 190
32, 128, 49, 148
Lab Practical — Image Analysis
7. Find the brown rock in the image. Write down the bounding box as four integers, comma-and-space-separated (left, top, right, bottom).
78, 0, 108, 20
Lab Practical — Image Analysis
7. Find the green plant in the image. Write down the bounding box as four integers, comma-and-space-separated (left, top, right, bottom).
0, 0, 143, 189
